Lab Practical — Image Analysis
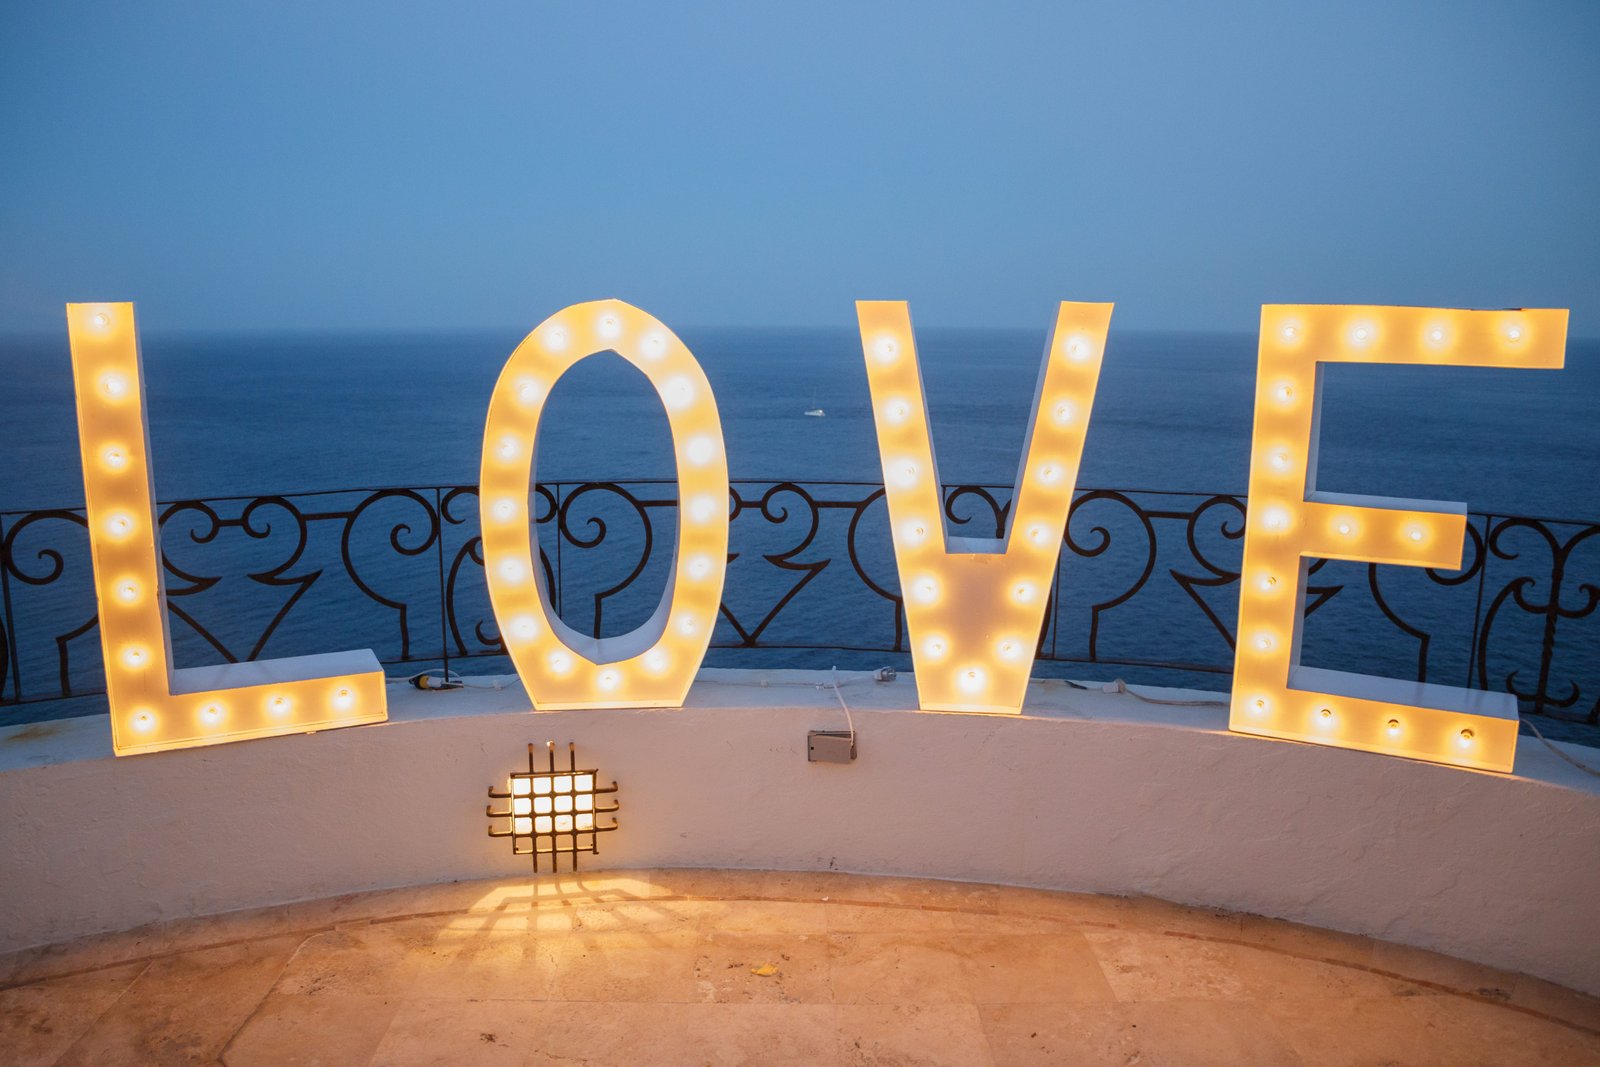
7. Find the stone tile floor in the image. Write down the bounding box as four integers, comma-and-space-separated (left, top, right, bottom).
1, 869, 1596, 1066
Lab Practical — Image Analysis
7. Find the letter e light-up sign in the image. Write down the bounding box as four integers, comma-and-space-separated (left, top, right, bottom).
858, 301, 1111, 714
67, 303, 387, 756
1232, 305, 1567, 773
480, 300, 729, 709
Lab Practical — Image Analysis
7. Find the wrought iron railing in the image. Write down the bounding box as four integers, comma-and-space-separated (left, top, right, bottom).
2, 481, 1596, 726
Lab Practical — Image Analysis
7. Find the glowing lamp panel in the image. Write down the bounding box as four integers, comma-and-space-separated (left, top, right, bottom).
480, 300, 729, 710
857, 300, 1111, 714
1232, 305, 1567, 772
67, 303, 387, 756
487, 742, 619, 871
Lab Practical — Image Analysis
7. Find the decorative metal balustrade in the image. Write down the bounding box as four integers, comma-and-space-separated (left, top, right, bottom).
1, 481, 1596, 726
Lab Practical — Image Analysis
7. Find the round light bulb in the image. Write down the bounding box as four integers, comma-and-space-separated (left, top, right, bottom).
1064, 335, 1091, 361
101, 445, 129, 472
1257, 573, 1279, 594
892, 461, 920, 489
676, 614, 699, 636
543, 325, 569, 351
642, 332, 667, 359
1251, 697, 1269, 715
200, 703, 224, 725
899, 520, 930, 547
1027, 524, 1052, 547
1279, 321, 1299, 343
547, 650, 573, 674
1012, 582, 1037, 604
874, 337, 899, 363
515, 377, 545, 406
883, 399, 911, 425
1051, 400, 1075, 426
597, 668, 622, 691
131, 709, 156, 733
99, 372, 129, 400
663, 376, 695, 410
491, 498, 518, 523
1503, 323, 1524, 343
331, 687, 354, 712
1036, 463, 1061, 485
121, 645, 148, 669
498, 558, 527, 583
912, 576, 939, 604
958, 667, 986, 694
113, 578, 141, 604
1406, 526, 1426, 543
923, 637, 948, 659
496, 435, 520, 462
1254, 633, 1275, 653
1386, 718, 1402, 737
684, 435, 717, 466
1268, 449, 1292, 472
1336, 521, 1353, 537
105, 512, 136, 539
90, 311, 111, 330
687, 554, 713, 580
1458, 728, 1475, 747
687, 494, 720, 524
1318, 707, 1334, 722
644, 648, 669, 672
509, 614, 540, 642
997, 638, 1024, 661
1273, 382, 1295, 405
1350, 323, 1375, 348
1425, 325, 1448, 348
597, 312, 622, 340
269, 695, 292, 717
1261, 508, 1289, 533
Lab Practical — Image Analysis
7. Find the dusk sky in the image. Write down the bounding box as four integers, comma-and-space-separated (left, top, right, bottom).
2, 1, 1596, 335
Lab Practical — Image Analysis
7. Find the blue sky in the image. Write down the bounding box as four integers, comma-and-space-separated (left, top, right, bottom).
1, 1, 1596, 334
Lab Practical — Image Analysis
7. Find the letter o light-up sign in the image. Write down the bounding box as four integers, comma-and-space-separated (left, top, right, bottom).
1232, 305, 1567, 773
67, 303, 387, 756
857, 300, 1112, 714
480, 300, 729, 709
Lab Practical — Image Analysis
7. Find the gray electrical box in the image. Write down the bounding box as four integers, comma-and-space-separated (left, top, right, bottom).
807, 730, 856, 763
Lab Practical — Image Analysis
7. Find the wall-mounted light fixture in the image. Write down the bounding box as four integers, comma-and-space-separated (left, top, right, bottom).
487, 741, 619, 870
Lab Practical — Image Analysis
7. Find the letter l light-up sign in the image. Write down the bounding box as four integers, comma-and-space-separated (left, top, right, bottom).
1231, 305, 1566, 773
857, 301, 1111, 714
67, 303, 387, 756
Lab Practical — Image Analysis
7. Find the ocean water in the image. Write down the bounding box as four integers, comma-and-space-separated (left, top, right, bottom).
1, 325, 1597, 717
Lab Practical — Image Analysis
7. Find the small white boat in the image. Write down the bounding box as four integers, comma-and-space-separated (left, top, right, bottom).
804, 407, 825, 417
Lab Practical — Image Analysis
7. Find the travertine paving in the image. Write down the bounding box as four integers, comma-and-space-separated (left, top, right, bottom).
1, 869, 1596, 1065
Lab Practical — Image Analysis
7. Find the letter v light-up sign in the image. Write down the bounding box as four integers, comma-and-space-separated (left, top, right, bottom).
480, 300, 729, 709
67, 303, 387, 756
1232, 305, 1567, 773
858, 301, 1111, 713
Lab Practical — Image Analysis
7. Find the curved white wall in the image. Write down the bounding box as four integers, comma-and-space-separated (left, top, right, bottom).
2, 668, 1597, 994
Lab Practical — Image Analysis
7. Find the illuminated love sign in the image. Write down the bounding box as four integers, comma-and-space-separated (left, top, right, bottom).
65, 299, 1568, 774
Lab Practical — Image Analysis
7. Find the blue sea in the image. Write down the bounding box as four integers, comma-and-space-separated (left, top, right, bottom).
1, 325, 1597, 723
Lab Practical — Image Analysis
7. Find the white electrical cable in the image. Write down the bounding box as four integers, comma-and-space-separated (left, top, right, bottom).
1098, 677, 1229, 708
1522, 717, 1600, 778
827, 665, 856, 741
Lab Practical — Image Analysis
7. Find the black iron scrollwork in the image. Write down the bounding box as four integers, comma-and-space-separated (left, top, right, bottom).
1, 483, 1595, 726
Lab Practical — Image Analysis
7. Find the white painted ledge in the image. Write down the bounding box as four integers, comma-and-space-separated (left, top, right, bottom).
1, 668, 1597, 994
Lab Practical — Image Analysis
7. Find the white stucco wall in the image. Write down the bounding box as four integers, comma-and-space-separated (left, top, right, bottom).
2, 668, 1597, 993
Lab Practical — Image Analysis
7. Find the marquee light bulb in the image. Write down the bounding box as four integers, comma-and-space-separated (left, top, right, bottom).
1318, 707, 1335, 723
899, 519, 930, 547
677, 614, 698, 636
498, 558, 527, 583
644, 648, 669, 672
331, 687, 354, 712
509, 614, 540, 642
912, 576, 940, 604
1336, 520, 1354, 537
874, 336, 899, 363
113, 578, 141, 604
491, 498, 518, 523
1349, 322, 1375, 348
681, 494, 715, 525
200, 703, 224, 725
997, 638, 1024, 661
958, 666, 987, 694
547, 650, 573, 674
1406, 525, 1427, 543
496, 436, 520, 462
101, 445, 129, 471
1425, 325, 1449, 349
1279, 321, 1299, 343
1387, 718, 1402, 737
1257, 572, 1279, 594
597, 312, 622, 340
1458, 728, 1475, 747
121, 645, 149, 670
1011, 581, 1037, 605
923, 636, 948, 659
1027, 524, 1052, 547
1051, 400, 1075, 426
131, 709, 156, 733
1254, 633, 1276, 653
543, 325, 569, 351
98, 372, 129, 400
1504, 323, 1524, 343
687, 554, 713, 580
1272, 382, 1295, 405
663, 377, 695, 410
105, 512, 136, 539
1251, 697, 1269, 715
1036, 463, 1062, 485
642, 331, 667, 359
1064, 334, 1091, 361
597, 668, 622, 691
892, 460, 920, 489
1268, 449, 1291, 472
268, 694, 292, 717
1261, 507, 1290, 533
684, 435, 717, 466
90, 311, 111, 330
883, 399, 911, 425
516, 378, 545, 406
